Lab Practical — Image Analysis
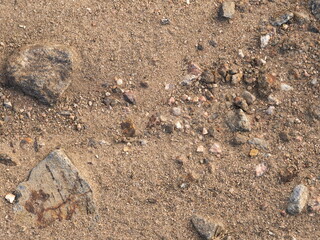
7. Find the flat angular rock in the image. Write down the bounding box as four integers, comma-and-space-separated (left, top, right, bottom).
13, 150, 95, 227
7, 44, 77, 105
287, 184, 309, 215
191, 215, 228, 240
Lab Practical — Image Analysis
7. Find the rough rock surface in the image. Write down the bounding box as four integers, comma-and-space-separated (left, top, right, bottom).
191, 215, 227, 240
6, 44, 77, 105
13, 150, 95, 227
311, 0, 320, 20
287, 184, 309, 215
221, 1, 235, 19
226, 109, 251, 132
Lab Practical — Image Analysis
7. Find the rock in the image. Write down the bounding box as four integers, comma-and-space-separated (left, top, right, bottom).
172, 107, 182, 116
200, 70, 216, 84
121, 119, 136, 137
287, 184, 309, 215
232, 133, 248, 145
271, 12, 294, 26
279, 131, 290, 142
209, 143, 222, 154
242, 91, 256, 105
0, 154, 16, 166
248, 138, 269, 151
7, 44, 77, 105
280, 83, 293, 91
311, 0, 320, 20
163, 124, 174, 134
293, 12, 310, 24
266, 106, 275, 115
13, 150, 95, 227
233, 97, 250, 112
257, 73, 279, 98
197, 145, 205, 153
260, 34, 271, 48
123, 91, 136, 105
249, 149, 259, 157
191, 215, 227, 240
309, 105, 320, 120
5, 193, 16, 204
221, 1, 235, 19
3, 100, 12, 108
255, 163, 268, 177
160, 18, 170, 25
226, 109, 251, 132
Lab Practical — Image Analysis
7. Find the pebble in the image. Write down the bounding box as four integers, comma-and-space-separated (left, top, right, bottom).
5, 193, 15, 204
3, 100, 12, 108
209, 143, 222, 154
242, 91, 256, 105
280, 83, 293, 91
121, 119, 136, 137
175, 121, 183, 130
249, 149, 259, 157
232, 133, 248, 145
255, 163, 268, 177
221, 1, 235, 19
248, 138, 269, 151
191, 215, 227, 240
172, 107, 182, 116
123, 91, 136, 105
197, 145, 205, 153
271, 12, 294, 26
0, 154, 17, 166
268, 95, 281, 105
260, 34, 271, 48
160, 18, 170, 25
116, 78, 123, 85
287, 184, 309, 215
266, 106, 275, 115
226, 109, 251, 132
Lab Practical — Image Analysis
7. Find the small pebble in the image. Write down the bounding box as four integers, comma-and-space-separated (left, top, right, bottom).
172, 107, 182, 116
261, 34, 271, 48
281, 83, 293, 91
221, 1, 235, 19
197, 145, 205, 153
255, 163, 268, 177
5, 193, 15, 204
249, 149, 259, 157
287, 184, 309, 215
209, 143, 222, 154
266, 106, 275, 115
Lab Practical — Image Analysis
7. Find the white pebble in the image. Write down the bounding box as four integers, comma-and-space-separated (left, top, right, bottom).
260, 34, 271, 48
5, 193, 15, 204
266, 106, 275, 115
280, 83, 293, 91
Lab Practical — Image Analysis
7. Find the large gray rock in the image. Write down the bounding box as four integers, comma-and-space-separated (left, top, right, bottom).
6, 44, 77, 105
311, 0, 320, 20
287, 184, 309, 215
191, 215, 228, 240
13, 150, 95, 227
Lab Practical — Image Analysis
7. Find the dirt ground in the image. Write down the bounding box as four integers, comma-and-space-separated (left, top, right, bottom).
0, 0, 319, 239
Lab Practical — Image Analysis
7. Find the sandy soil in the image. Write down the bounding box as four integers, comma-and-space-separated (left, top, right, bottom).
0, 0, 319, 239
